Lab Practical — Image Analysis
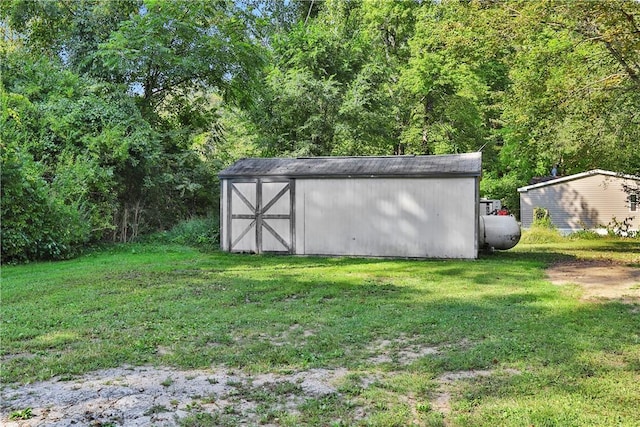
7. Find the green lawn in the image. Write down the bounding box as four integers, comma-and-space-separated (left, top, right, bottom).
2, 240, 639, 426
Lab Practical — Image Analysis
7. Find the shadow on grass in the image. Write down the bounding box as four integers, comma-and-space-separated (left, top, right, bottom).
3, 247, 639, 426
2, 249, 638, 389
578, 239, 640, 253
480, 249, 576, 264
429, 294, 640, 424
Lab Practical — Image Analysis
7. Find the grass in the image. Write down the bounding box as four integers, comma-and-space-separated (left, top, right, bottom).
2, 239, 639, 426
8, 407, 32, 420
517, 234, 640, 264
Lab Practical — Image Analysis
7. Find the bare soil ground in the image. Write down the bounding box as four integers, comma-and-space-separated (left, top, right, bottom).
1, 339, 515, 426
1, 365, 350, 426
546, 259, 640, 302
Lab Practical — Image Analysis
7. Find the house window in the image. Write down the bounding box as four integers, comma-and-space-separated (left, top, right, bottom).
630, 194, 638, 212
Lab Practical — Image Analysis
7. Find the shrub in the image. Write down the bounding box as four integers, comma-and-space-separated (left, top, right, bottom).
568, 230, 603, 240
532, 207, 554, 229
1, 145, 90, 263
606, 216, 637, 238
520, 227, 564, 244
520, 207, 563, 243
146, 216, 220, 250
480, 172, 522, 219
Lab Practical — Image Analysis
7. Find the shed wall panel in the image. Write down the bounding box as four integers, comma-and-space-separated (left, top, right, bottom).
520, 174, 639, 231
296, 178, 477, 258
221, 180, 228, 251
230, 218, 257, 252
231, 182, 257, 215
262, 182, 290, 215
261, 219, 291, 252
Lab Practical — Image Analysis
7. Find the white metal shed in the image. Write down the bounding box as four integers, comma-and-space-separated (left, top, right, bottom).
219, 153, 482, 258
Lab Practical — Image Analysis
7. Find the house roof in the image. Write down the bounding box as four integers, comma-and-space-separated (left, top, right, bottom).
517, 169, 640, 193
219, 153, 482, 179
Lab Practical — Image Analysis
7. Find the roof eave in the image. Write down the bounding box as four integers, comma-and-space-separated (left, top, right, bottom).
219, 172, 482, 179
518, 169, 640, 193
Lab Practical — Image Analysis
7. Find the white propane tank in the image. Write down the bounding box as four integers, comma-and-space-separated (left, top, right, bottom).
479, 215, 521, 250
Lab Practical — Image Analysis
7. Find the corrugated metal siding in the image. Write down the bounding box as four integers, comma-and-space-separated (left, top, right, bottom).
295, 178, 477, 258
219, 153, 481, 178
519, 173, 640, 231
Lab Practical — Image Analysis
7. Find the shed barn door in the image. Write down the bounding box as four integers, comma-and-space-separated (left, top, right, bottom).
228, 179, 294, 254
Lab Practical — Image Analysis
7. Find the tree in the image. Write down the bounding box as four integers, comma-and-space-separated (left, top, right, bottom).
1, 0, 268, 259
252, 0, 415, 156
96, 0, 264, 122
471, 0, 640, 210
399, 1, 512, 158
94, 0, 266, 232
0, 0, 140, 74
500, 0, 640, 179
1, 47, 161, 255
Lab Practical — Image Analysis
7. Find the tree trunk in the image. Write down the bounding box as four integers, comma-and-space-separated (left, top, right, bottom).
422, 96, 434, 155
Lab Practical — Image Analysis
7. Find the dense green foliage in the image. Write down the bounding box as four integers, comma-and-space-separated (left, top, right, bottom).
2, 0, 639, 262
1, 0, 259, 261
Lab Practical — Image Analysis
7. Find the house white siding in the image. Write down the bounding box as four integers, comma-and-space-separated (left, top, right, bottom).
519, 171, 640, 232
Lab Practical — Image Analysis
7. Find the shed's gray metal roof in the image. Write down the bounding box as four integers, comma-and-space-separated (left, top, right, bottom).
219, 153, 482, 179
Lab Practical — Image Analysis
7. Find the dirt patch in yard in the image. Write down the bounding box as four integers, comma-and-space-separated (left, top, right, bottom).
366, 334, 440, 365
430, 368, 521, 419
1, 363, 522, 427
546, 260, 640, 302
1, 365, 349, 426
2, 336, 500, 426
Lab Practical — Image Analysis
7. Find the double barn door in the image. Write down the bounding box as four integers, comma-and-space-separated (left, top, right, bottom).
227, 179, 294, 254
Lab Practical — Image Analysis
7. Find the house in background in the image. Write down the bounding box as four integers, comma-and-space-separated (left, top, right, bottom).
518, 169, 640, 233
219, 153, 482, 259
